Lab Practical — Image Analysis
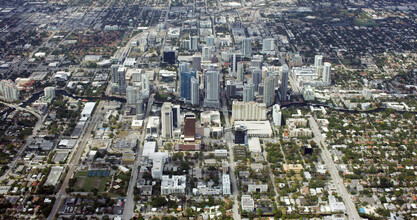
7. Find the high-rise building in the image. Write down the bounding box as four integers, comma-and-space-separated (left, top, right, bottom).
192, 56, 202, 72
136, 96, 145, 119
205, 36, 215, 46
262, 38, 275, 54
163, 51, 176, 64
44, 87, 55, 99
236, 62, 244, 83
191, 36, 199, 51
191, 77, 199, 106
234, 125, 248, 145
263, 76, 275, 107
323, 62, 331, 85
242, 38, 252, 58
314, 55, 323, 68
231, 53, 242, 74
202, 46, 211, 61
184, 113, 196, 141
272, 104, 282, 127
232, 101, 267, 122
172, 104, 181, 129
126, 86, 140, 105
0, 80, 19, 102
280, 64, 289, 102
181, 70, 196, 101
203, 70, 220, 108
161, 102, 173, 139
251, 68, 262, 92
111, 65, 126, 95
243, 84, 254, 103
179, 62, 190, 73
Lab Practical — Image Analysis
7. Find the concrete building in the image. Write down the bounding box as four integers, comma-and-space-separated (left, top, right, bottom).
190, 36, 199, 51
234, 121, 272, 137
248, 137, 261, 153
192, 56, 202, 72
242, 38, 252, 58
251, 68, 262, 92
0, 80, 19, 102
323, 62, 331, 85
203, 70, 220, 108
222, 174, 231, 195
234, 125, 248, 145
236, 62, 244, 83
184, 113, 196, 141
44, 87, 55, 99
152, 158, 164, 179
202, 46, 211, 61
180, 70, 196, 101
248, 184, 268, 193
241, 195, 255, 212
243, 84, 255, 103
111, 65, 126, 95
314, 55, 323, 68
126, 86, 140, 105
280, 64, 289, 102
161, 175, 187, 195
303, 85, 315, 101
262, 38, 275, 55
263, 76, 275, 107
232, 101, 267, 122
161, 103, 173, 138
272, 104, 282, 127
81, 102, 96, 118
191, 77, 199, 106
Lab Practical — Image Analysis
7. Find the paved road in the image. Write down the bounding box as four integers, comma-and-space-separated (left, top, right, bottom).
308, 115, 360, 220
122, 95, 154, 219
48, 101, 105, 220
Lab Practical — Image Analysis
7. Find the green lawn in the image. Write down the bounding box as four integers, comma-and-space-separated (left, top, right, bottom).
73, 174, 111, 192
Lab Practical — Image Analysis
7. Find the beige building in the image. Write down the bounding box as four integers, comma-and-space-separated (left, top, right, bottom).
232, 101, 266, 122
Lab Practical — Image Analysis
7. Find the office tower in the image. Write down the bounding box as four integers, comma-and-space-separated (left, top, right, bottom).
136, 96, 145, 119
141, 72, 150, 98
323, 62, 331, 85
191, 77, 199, 106
251, 59, 263, 70
184, 113, 196, 140
280, 64, 289, 102
314, 55, 323, 68
44, 87, 55, 99
251, 68, 262, 92
191, 36, 199, 51
180, 70, 196, 101
232, 101, 267, 121
126, 86, 140, 105
182, 39, 191, 50
231, 53, 242, 73
234, 125, 248, 145
179, 62, 191, 73
172, 104, 181, 129
161, 102, 173, 138
236, 62, 244, 82
242, 38, 252, 58
163, 51, 176, 64
111, 65, 126, 95
262, 38, 275, 54
243, 84, 254, 103
0, 80, 19, 102
206, 36, 215, 46
226, 81, 236, 98
203, 69, 220, 108
192, 56, 202, 72
272, 104, 282, 127
263, 76, 275, 107
202, 46, 211, 61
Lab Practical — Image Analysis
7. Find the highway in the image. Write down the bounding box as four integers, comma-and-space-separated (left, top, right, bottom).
308, 114, 361, 220
122, 94, 154, 219
48, 101, 105, 220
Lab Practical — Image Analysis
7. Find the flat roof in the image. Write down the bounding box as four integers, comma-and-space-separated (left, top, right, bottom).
248, 137, 261, 153
81, 102, 96, 116
234, 121, 272, 137
142, 142, 157, 157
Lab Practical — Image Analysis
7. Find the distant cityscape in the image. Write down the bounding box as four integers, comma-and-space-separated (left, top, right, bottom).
0, 0, 416, 219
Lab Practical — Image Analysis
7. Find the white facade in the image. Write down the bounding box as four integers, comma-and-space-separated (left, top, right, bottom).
272, 104, 282, 127
248, 137, 261, 153
242, 38, 252, 58
151, 158, 164, 179
232, 101, 266, 122
191, 77, 199, 105
236, 62, 244, 83
241, 195, 255, 212
263, 76, 275, 107
222, 174, 231, 195
161, 175, 187, 195
161, 102, 173, 138
44, 87, 56, 99
248, 184, 268, 192
202, 46, 211, 61
262, 38, 275, 54
203, 70, 220, 108
126, 86, 140, 105
81, 102, 96, 118
0, 80, 19, 102
243, 84, 254, 103
323, 62, 331, 85
314, 55, 323, 68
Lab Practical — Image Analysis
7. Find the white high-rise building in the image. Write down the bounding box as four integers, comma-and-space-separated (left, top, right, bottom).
231, 53, 242, 74
243, 84, 254, 103
44, 87, 55, 99
262, 38, 275, 54
222, 174, 231, 195
111, 65, 126, 95
161, 102, 173, 139
272, 104, 282, 127
242, 38, 252, 58
236, 62, 244, 83
202, 46, 211, 61
191, 77, 199, 106
314, 55, 323, 68
142, 72, 150, 98
203, 70, 220, 108
263, 76, 275, 107
126, 86, 140, 105
0, 80, 19, 102
280, 64, 289, 102
232, 101, 267, 122
323, 62, 331, 85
